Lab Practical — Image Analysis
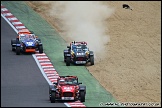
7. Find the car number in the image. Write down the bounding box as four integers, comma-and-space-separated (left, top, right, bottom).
76, 61, 86, 63
62, 97, 74, 100
26, 42, 33, 45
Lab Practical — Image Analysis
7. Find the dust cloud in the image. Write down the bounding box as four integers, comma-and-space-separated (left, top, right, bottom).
43, 1, 114, 61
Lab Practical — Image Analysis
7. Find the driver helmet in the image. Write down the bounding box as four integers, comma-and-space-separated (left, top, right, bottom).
59, 79, 65, 84
72, 41, 76, 44
20, 34, 25, 37
29, 34, 33, 39
24, 34, 29, 38
19, 34, 25, 39
73, 80, 77, 84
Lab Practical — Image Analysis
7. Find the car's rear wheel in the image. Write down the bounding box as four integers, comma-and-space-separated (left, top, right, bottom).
50, 92, 56, 103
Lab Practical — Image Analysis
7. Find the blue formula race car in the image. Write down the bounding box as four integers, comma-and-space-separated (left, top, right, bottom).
11, 29, 43, 55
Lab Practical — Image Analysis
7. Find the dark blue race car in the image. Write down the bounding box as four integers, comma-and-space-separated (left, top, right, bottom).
63, 41, 94, 66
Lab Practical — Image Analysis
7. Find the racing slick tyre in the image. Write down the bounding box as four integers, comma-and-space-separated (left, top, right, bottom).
16, 47, 20, 55
90, 55, 94, 65
50, 92, 56, 103
66, 57, 70, 66
80, 91, 85, 102
38, 45, 43, 53
11, 39, 16, 51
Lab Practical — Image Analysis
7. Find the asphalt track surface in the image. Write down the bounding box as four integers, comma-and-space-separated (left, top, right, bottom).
1, 17, 67, 107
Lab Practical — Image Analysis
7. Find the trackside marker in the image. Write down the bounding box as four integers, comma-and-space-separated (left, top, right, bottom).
40, 62, 52, 65
12, 22, 22, 25
50, 79, 57, 83
38, 59, 51, 62
47, 74, 59, 77
2, 13, 13, 16
37, 58, 50, 60
1, 8, 8, 11
48, 76, 59, 79
12, 23, 24, 26
15, 26, 26, 29
44, 70, 57, 73
36, 56, 49, 59
35, 53, 46, 55
42, 65, 54, 68
43, 68, 56, 71
8, 17, 18, 21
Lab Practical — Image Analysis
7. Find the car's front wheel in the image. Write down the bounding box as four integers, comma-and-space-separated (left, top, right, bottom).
11, 39, 16, 51
66, 57, 70, 66
38, 45, 43, 53
50, 92, 56, 103
90, 55, 94, 65
16, 47, 20, 55
80, 91, 85, 102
